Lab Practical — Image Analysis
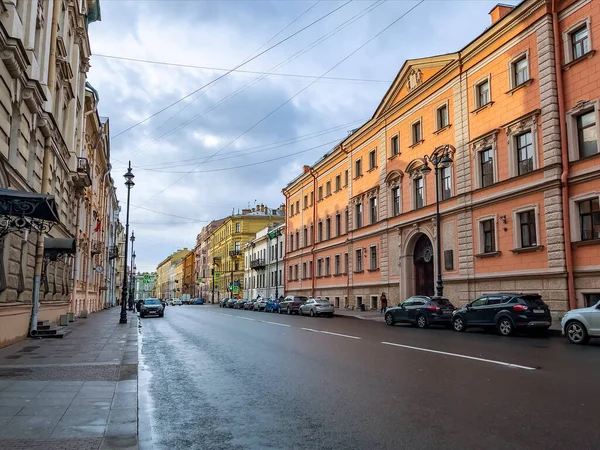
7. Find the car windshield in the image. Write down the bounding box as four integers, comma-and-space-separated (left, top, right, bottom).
145, 299, 161, 305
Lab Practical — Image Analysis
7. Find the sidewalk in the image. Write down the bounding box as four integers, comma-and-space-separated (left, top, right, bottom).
0, 307, 139, 450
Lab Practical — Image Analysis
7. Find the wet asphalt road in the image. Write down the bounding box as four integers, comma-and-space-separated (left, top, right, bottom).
138, 304, 599, 450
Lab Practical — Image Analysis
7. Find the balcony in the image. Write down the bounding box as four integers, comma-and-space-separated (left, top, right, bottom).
229, 250, 241, 258
90, 240, 102, 255
108, 245, 118, 260
250, 258, 266, 270
72, 157, 91, 190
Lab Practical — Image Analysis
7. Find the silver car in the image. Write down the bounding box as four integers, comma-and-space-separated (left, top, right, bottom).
299, 298, 334, 317
253, 298, 268, 311
561, 299, 600, 345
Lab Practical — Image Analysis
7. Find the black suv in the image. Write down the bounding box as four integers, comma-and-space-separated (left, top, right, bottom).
385, 296, 456, 328
452, 293, 552, 336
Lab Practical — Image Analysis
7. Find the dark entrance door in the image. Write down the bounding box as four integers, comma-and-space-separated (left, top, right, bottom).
413, 234, 434, 296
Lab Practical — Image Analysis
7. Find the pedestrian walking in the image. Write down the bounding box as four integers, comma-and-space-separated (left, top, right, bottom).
380, 292, 388, 313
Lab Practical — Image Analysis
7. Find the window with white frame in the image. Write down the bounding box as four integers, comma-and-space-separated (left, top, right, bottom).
355, 158, 363, 177
324, 257, 330, 276
413, 176, 425, 209
303, 227, 308, 246
317, 259, 323, 277
480, 148, 495, 187
572, 24, 590, 60
516, 132, 534, 175
411, 119, 422, 145
326, 181, 331, 197
505, 114, 539, 177
578, 197, 600, 241
479, 218, 497, 254
513, 208, 538, 249
334, 254, 341, 275
369, 246, 378, 270
475, 78, 491, 109
510, 54, 529, 89
325, 217, 331, 240
344, 170, 349, 186
440, 166, 452, 201
436, 103, 449, 130
355, 202, 363, 229
355, 248, 363, 272
391, 186, 401, 217
302, 262, 307, 279
318, 185, 323, 201
335, 174, 341, 191
567, 101, 599, 161
235, 222, 241, 232
318, 221, 323, 242
335, 213, 341, 236
390, 134, 399, 157
369, 196, 377, 224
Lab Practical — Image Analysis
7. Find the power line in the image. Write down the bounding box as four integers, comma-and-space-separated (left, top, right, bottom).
111, 0, 353, 140
131, 204, 211, 221
95, 54, 392, 83
134, 0, 424, 205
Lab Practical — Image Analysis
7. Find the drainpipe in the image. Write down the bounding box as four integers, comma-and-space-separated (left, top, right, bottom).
282, 190, 289, 297
552, 0, 576, 310
100, 164, 111, 309
308, 168, 318, 298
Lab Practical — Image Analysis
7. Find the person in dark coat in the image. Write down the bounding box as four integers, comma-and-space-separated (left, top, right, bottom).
380, 293, 388, 313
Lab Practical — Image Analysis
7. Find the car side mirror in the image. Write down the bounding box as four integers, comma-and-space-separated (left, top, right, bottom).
398, 303, 403, 308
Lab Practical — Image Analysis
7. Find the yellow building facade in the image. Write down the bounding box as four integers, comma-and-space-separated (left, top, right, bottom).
155, 249, 190, 299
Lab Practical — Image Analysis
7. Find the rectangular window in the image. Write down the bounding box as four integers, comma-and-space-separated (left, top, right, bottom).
318, 186, 323, 201
440, 166, 452, 200
355, 249, 363, 272
325, 257, 330, 276
310, 191, 314, 206
318, 222, 323, 242
317, 259, 323, 277
308, 261, 312, 279
369, 246, 377, 270
516, 132, 534, 175
235, 242, 240, 252
411, 121, 422, 145
480, 148, 494, 187
369, 150, 376, 170
295, 232, 299, 250
390, 135, 399, 156
289, 234, 294, 252
294, 264, 298, 280
334, 254, 340, 275
303, 228, 308, 247
392, 186, 400, 217
437, 104, 448, 130
344, 169, 349, 186
325, 218, 331, 240
309, 225, 313, 246
344, 252, 349, 274
344, 209, 349, 233
579, 198, 600, 241
355, 202, 363, 229
477, 79, 490, 108
572, 25, 590, 60
355, 159, 362, 177
513, 56, 529, 87
326, 181, 331, 197
335, 174, 341, 191
577, 110, 598, 158
584, 293, 600, 308
414, 177, 424, 209
290, 204, 294, 217
481, 219, 496, 253
288, 266, 292, 281
519, 210, 537, 248
302, 262, 307, 279
295, 200, 299, 214
235, 223, 240, 232
335, 213, 341, 236
303, 195, 308, 209
369, 196, 377, 224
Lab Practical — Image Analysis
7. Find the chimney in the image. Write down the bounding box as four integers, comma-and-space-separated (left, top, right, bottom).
303, 165, 311, 174
489, 3, 514, 25
242, 209, 250, 215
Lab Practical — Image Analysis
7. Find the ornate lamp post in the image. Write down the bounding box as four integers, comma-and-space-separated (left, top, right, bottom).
119, 162, 134, 324
420, 146, 453, 298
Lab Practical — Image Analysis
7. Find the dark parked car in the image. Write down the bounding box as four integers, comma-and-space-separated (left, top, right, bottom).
385, 296, 455, 328
452, 293, 552, 336
219, 298, 230, 307
226, 298, 238, 308
140, 298, 164, 318
234, 298, 248, 309
279, 295, 308, 315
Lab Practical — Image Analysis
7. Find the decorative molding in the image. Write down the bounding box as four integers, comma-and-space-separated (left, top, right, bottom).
406, 69, 423, 92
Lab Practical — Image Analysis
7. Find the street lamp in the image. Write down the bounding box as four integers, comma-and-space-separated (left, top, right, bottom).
420, 146, 453, 298
120, 161, 134, 324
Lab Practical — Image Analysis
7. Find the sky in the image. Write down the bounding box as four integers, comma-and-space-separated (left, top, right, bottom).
88, 0, 520, 273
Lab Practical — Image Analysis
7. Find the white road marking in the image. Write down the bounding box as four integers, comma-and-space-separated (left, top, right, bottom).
236, 317, 255, 321
301, 327, 362, 340
380, 342, 536, 371
261, 321, 291, 327
217, 313, 230, 317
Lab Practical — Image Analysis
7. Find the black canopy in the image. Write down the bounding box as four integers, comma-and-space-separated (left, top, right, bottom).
0, 189, 59, 223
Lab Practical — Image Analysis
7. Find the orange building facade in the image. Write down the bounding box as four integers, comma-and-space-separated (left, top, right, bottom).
283, 0, 600, 319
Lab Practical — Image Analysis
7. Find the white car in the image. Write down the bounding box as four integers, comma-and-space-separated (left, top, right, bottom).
561, 300, 600, 345
298, 298, 334, 317
172, 299, 182, 306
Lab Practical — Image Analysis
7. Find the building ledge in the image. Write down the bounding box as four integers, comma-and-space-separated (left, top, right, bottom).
433, 124, 452, 135
510, 245, 544, 254
409, 139, 424, 149
471, 101, 494, 115
475, 251, 501, 258
388, 153, 400, 161
353, 270, 364, 274
563, 50, 596, 71
367, 268, 380, 272
505, 78, 534, 95
571, 238, 600, 248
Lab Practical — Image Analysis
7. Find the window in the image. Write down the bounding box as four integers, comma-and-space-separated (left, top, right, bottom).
369, 196, 377, 224
234, 261, 239, 271
289, 233, 293, 252
303, 195, 308, 209
355, 248, 363, 272
318, 222, 323, 242
476, 79, 490, 109
317, 259, 323, 277
235, 242, 240, 252
584, 293, 600, 308
369, 246, 377, 270
290, 204, 294, 216
512, 56, 529, 87
295, 200, 299, 214
481, 219, 496, 253
325, 257, 330, 276
518, 210, 537, 248
318, 185, 323, 201
326, 181, 331, 197
295, 232, 299, 250
414, 177, 424, 209
344, 169, 349, 186
335, 174, 341, 191
288, 266, 292, 281
577, 110, 598, 158
436, 104, 448, 130
579, 198, 600, 241
355, 202, 363, 229
344, 252, 349, 274
303, 228, 308, 247
235, 223, 240, 232
308, 261, 312, 279
325, 217, 331, 240
334, 254, 340, 275
309, 225, 313, 246
480, 148, 494, 187
440, 166, 452, 200
310, 191, 314, 206
391, 186, 400, 217
355, 159, 362, 177
302, 262, 307, 279
571, 25, 590, 60
335, 213, 341, 236
369, 150, 377, 170
411, 120, 422, 145
344, 209, 349, 233
390, 135, 399, 157
516, 132, 534, 175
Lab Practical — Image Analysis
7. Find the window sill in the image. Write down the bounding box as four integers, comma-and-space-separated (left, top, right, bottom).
353, 270, 364, 274
353, 175, 363, 180
571, 238, 600, 248
315, 275, 323, 279
333, 273, 343, 277
409, 139, 424, 149
433, 124, 452, 135
505, 78, 534, 95
388, 153, 400, 161
475, 251, 501, 258
367, 268, 380, 272
510, 245, 544, 254
471, 101, 494, 115
367, 167, 378, 173
563, 50, 596, 71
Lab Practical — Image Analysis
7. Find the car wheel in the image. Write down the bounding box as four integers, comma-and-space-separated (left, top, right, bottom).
385, 312, 395, 326
278, 307, 283, 314
452, 316, 465, 332
565, 320, 590, 345
309, 309, 315, 317
416, 314, 429, 329
287, 307, 291, 315
497, 316, 514, 336
298, 308, 303, 316
140, 313, 145, 318
159, 314, 164, 318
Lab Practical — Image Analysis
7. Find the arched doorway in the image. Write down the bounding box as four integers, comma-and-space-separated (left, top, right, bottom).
413, 234, 434, 296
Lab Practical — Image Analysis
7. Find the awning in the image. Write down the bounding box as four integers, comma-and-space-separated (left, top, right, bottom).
0, 189, 60, 223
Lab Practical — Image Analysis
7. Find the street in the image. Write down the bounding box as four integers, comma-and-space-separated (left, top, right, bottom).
138, 305, 599, 450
